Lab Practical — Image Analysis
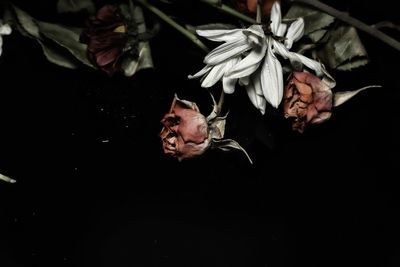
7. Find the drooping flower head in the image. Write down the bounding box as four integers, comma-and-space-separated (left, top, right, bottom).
80, 4, 153, 76
283, 72, 332, 132
160, 94, 252, 163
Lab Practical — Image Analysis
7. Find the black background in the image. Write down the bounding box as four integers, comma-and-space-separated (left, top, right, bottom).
0, 0, 399, 266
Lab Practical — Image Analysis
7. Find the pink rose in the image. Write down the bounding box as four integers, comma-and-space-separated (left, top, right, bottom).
284, 72, 333, 133
160, 96, 212, 161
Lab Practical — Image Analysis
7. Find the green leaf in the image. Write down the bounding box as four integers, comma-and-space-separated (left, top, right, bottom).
120, 3, 153, 77
317, 25, 369, 71
37, 21, 94, 67
307, 29, 328, 43
11, 5, 40, 38
212, 139, 253, 164
333, 85, 381, 107
284, 3, 335, 43
6, 5, 93, 69
57, 0, 95, 14
39, 40, 81, 69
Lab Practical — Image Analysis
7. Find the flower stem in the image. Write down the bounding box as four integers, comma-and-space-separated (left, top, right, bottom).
290, 0, 400, 51
217, 89, 225, 114
134, 0, 210, 53
200, 0, 257, 24
256, 0, 262, 24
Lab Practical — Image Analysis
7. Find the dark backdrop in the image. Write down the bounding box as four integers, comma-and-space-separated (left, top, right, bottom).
0, 0, 399, 266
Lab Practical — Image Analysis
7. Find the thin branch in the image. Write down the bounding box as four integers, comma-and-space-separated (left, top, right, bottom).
217, 89, 225, 114
135, 0, 209, 53
290, 0, 400, 51
372, 21, 400, 32
200, 0, 257, 24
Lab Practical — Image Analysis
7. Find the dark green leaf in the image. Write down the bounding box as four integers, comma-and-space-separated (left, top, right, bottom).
39, 40, 81, 69
56, 0, 95, 14
37, 21, 94, 67
317, 25, 368, 71
284, 3, 335, 43
120, 3, 153, 77
11, 5, 40, 38
212, 139, 253, 164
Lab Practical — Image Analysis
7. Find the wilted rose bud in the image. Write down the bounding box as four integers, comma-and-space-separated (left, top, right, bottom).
160, 96, 211, 161
233, 0, 277, 16
160, 94, 252, 163
284, 72, 333, 133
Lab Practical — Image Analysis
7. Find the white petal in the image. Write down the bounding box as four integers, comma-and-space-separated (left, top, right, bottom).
270, 2, 282, 35
260, 38, 283, 108
243, 25, 265, 46
273, 40, 323, 76
276, 23, 287, 37
0, 24, 12, 35
221, 57, 240, 93
239, 76, 250, 86
246, 73, 266, 114
196, 29, 243, 42
285, 18, 304, 49
201, 61, 229, 88
222, 77, 237, 94
204, 37, 250, 65
226, 41, 267, 79
188, 65, 212, 79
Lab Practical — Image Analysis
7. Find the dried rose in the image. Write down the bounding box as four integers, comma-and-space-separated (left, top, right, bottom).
80, 5, 128, 75
160, 95, 252, 163
233, 0, 277, 16
80, 3, 155, 76
284, 72, 332, 133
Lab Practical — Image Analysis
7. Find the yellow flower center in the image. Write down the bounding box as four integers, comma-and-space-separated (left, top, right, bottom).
113, 25, 126, 33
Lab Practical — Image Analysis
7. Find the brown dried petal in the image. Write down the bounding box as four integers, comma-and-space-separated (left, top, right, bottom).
284, 72, 333, 132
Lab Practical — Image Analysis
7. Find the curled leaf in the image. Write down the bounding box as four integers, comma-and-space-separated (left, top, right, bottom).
212, 139, 253, 164
333, 85, 382, 107
317, 25, 369, 71
38, 22, 93, 67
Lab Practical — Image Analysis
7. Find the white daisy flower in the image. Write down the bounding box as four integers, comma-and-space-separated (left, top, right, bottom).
188, 25, 266, 94
190, 2, 330, 114
227, 2, 325, 110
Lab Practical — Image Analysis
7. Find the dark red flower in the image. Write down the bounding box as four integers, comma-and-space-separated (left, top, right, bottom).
284, 72, 333, 133
233, 0, 277, 17
80, 5, 128, 76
